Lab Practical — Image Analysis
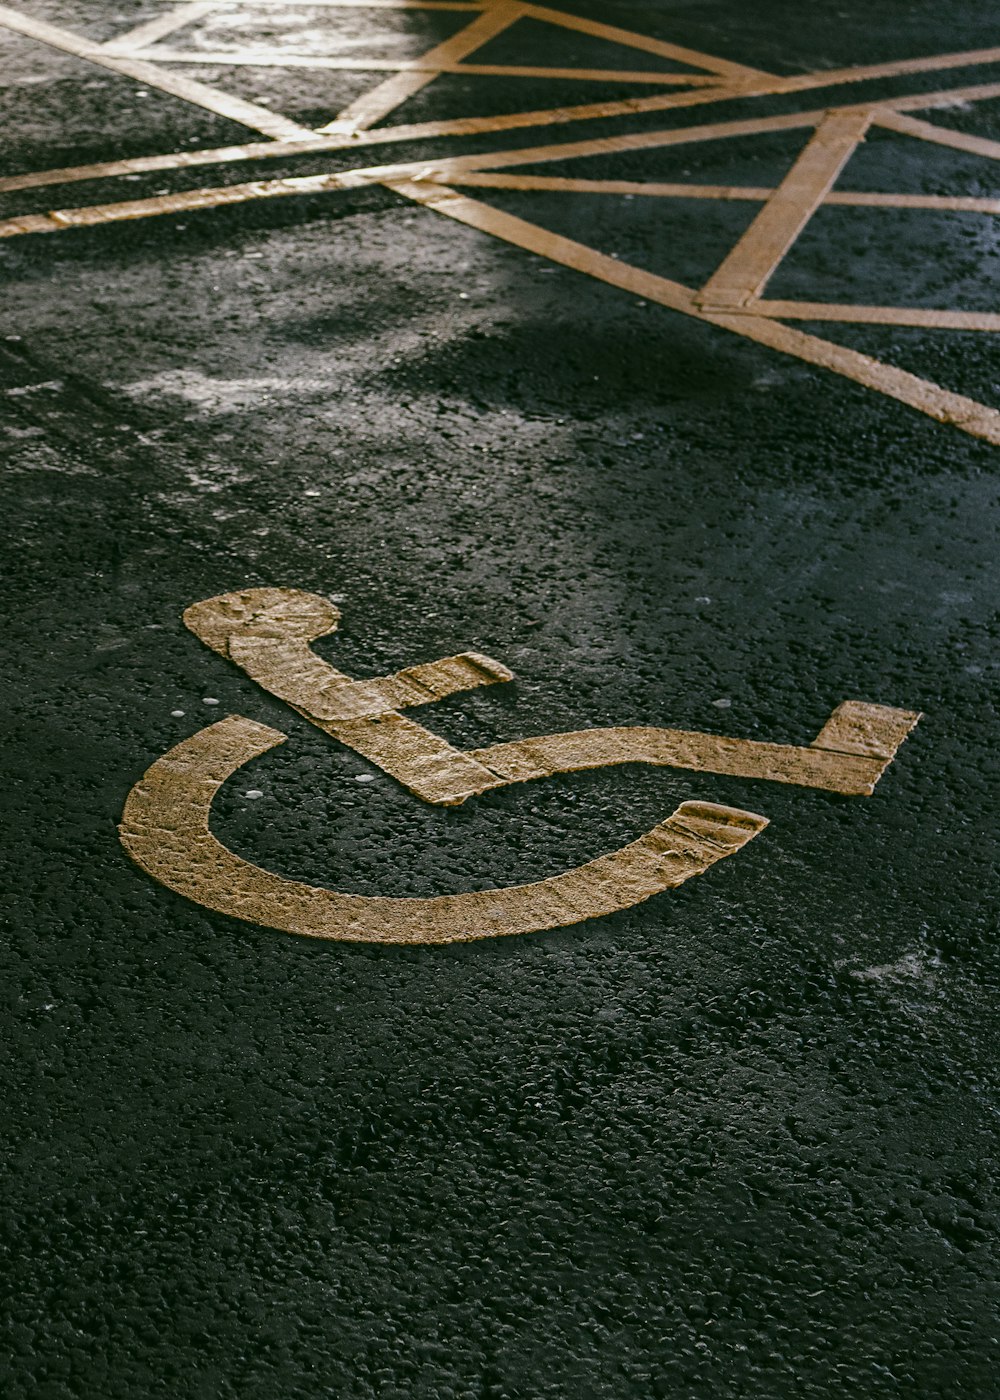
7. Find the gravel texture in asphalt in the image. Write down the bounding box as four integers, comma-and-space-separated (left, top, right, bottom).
2, 2, 999, 1396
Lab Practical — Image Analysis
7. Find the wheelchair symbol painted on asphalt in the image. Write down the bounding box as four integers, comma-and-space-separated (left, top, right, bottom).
120, 589, 920, 944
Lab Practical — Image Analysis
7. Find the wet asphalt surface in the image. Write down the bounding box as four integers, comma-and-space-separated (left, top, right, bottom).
2, 2, 1000, 1396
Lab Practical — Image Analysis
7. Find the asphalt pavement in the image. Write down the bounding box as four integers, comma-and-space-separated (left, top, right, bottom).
2, 2, 999, 1396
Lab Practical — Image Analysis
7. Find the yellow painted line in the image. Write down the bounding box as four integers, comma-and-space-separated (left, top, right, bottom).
776, 44, 1000, 94
137, 48, 720, 84
387, 179, 1000, 446
333, 78, 753, 134
886, 78, 1000, 112
0, 159, 464, 238
318, 1, 523, 132
0, 87, 754, 200
696, 109, 873, 310
100, 1, 214, 54
422, 92, 1000, 174
0, 153, 532, 237
752, 302, 1000, 331
448, 172, 778, 197
384, 81, 1000, 178
875, 108, 1000, 162
829, 191, 1000, 212
120, 719, 767, 944
444, 173, 1000, 215
0, 176, 361, 237
420, 108, 835, 172
0, 142, 336, 197
712, 308, 1000, 442
531, 47, 1000, 119
0, 3, 315, 140
517, 1, 772, 83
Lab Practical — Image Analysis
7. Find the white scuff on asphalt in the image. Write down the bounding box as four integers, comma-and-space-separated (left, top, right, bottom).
122, 369, 335, 414
850, 951, 942, 985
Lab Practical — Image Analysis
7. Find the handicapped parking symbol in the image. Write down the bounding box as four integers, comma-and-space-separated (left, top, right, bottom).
120, 589, 920, 944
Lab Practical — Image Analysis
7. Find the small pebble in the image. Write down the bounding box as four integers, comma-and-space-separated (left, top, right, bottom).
203, 697, 220, 705
245, 790, 263, 800
712, 698, 732, 708
355, 774, 376, 783
171, 709, 185, 717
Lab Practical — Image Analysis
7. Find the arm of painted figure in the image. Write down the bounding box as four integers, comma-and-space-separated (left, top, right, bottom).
470, 700, 920, 798
183, 589, 919, 806
184, 587, 514, 805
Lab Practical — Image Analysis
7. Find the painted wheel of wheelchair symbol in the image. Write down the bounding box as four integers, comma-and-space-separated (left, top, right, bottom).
120, 589, 920, 944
